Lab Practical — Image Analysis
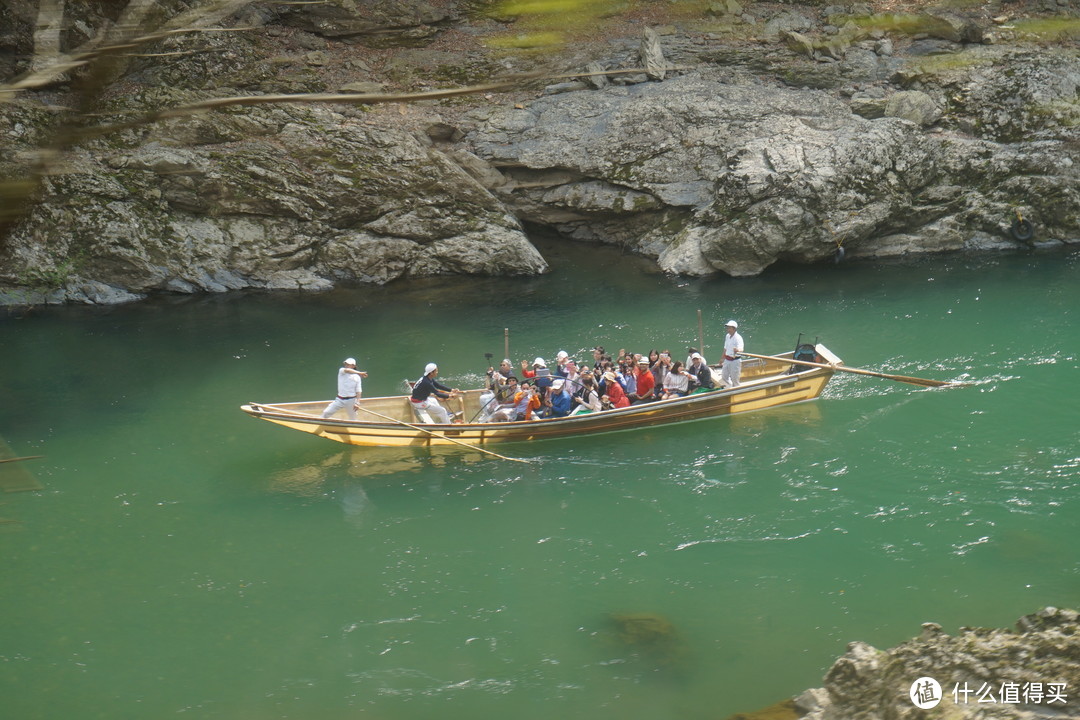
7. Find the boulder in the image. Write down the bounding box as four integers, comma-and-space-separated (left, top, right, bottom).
884, 90, 942, 127
641, 27, 668, 81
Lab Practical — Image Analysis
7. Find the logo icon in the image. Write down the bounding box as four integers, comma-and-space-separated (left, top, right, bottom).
910, 677, 942, 709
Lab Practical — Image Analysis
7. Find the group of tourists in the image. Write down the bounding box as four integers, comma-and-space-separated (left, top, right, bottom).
322, 321, 746, 424
474, 320, 745, 423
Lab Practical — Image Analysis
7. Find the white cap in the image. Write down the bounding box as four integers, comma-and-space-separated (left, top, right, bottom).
424, 362, 438, 375
726, 320, 738, 329
691, 353, 703, 360
344, 357, 356, 365
533, 357, 546, 367
552, 378, 565, 390
556, 350, 568, 361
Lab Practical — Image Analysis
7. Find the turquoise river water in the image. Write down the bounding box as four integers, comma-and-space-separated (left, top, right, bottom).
2, 242, 1078, 720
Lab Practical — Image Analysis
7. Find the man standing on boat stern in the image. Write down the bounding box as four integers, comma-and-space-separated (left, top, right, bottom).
322, 358, 368, 420
410, 363, 460, 424
722, 321, 745, 388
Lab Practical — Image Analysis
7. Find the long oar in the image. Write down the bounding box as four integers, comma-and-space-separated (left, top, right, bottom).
0, 455, 43, 464
696, 309, 705, 357
739, 351, 960, 388
355, 405, 532, 464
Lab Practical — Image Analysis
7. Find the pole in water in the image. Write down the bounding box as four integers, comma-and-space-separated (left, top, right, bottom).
697, 309, 705, 356
504, 327, 509, 362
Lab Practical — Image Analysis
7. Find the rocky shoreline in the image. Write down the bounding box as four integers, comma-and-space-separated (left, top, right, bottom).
1, 0, 1078, 305
733, 607, 1080, 720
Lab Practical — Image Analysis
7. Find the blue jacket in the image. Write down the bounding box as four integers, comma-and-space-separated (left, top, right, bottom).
549, 390, 572, 418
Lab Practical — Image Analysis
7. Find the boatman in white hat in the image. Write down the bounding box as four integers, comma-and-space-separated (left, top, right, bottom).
410, 363, 460, 424
721, 320, 745, 388
322, 357, 368, 420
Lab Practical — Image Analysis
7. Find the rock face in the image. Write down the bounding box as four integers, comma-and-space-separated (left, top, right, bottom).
464, 59, 1078, 277
1, 0, 1078, 304
1, 101, 545, 303
795, 607, 1080, 720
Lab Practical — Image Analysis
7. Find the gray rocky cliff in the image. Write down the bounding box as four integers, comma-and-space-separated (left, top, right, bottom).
3, 100, 545, 303
1, 0, 1078, 304
793, 607, 1080, 720
461, 46, 1079, 278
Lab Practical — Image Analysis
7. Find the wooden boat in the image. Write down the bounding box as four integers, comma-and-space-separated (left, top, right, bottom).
240, 345, 841, 448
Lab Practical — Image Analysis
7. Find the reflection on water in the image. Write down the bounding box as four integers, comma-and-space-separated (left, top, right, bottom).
267, 447, 492, 494
725, 399, 823, 435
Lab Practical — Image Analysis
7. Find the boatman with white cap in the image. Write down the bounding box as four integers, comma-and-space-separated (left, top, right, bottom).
721, 320, 745, 388
410, 363, 460, 424
322, 357, 368, 420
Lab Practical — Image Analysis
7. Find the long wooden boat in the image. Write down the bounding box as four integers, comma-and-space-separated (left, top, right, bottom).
241, 345, 841, 448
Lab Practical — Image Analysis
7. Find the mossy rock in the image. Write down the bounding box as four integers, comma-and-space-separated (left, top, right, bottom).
611, 612, 678, 650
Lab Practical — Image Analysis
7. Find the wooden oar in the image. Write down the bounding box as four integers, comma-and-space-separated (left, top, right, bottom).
739, 351, 960, 388
696, 309, 705, 357
0, 456, 43, 464
355, 405, 532, 464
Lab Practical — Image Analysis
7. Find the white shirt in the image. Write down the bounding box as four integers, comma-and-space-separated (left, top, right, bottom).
662, 371, 689, 394
723, 332, 744, 360
336, 368, 363, 397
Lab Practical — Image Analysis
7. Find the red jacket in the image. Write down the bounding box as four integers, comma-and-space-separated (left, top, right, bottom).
606, 381, 631, 408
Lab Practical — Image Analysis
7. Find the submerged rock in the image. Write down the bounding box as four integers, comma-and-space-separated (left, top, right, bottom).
609, 611, 687, 670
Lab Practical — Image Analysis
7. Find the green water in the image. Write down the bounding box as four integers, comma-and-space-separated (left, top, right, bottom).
2, 243, 1078, 720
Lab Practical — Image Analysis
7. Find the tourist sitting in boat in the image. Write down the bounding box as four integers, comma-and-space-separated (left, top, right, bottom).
481, 360, 515, 415
487, 358, 515, 389
481, 376, 517, 422
651, 350, 671, 391
686, 346, 708, 367
547, 378, 573, 418
601, 371, 631, 409
554, 351, 570, 377
630, 355, 655, 402
512, 380, 542, 421
520, 357, 543, 380
562, 359, 581, 389
595, 358, 617, 395
533, 359, 554, 397
659, 361, 691, 399
617, 359, 637, 398
570, 371, 602, 415
478, 375, 520, 422
410, 363, 460, 424
687, 353, 715, 390
495, 375, 518, 404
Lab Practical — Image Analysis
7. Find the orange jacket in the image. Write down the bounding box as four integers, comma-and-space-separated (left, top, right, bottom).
513, 391, 542, 420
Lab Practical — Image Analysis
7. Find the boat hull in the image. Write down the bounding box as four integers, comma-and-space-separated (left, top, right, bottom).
241, 346, 839, 448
